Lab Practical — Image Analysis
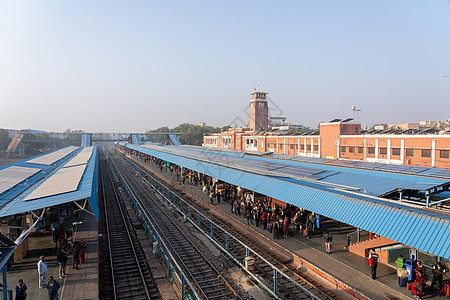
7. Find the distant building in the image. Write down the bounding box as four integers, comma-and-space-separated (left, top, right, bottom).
269, 116, 303, 131
388, 123, 420, 130
204, 91, 450, 169
269, 116, 287, 126
374, 125, 387, 130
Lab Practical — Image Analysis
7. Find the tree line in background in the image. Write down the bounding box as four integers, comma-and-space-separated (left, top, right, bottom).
0, 129, 10, 151
0, 128, 82, 156
0, 123, 319, 155
146, 123, 230, 146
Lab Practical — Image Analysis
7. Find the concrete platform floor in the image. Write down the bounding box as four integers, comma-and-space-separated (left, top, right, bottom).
6, 210, 98, 300
130, 154, 450, 300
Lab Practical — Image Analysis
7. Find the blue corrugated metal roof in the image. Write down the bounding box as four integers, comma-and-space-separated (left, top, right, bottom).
124, 143, 450, 259
0, 146, 82, 206
0, 147, 98, 218
151, 145, 448, 196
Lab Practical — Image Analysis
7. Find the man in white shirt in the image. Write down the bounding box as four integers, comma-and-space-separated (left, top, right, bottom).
37, 256, 48, 288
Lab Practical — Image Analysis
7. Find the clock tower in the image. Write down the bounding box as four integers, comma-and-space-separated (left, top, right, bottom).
249, 89, 269, 131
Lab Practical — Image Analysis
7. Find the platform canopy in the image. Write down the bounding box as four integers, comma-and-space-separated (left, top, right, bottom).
0, 146, 98, 219
120, 143, 450, 259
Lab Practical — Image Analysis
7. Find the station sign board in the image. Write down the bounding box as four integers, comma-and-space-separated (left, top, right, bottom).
59, 208, 70, 219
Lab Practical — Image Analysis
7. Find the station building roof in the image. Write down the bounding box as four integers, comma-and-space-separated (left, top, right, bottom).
0, 146, 98, 219
120, 142, 450, 259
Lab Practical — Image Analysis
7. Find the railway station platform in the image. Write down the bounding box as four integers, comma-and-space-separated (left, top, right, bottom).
129, 153, 449, 300
5, 210, 98, 300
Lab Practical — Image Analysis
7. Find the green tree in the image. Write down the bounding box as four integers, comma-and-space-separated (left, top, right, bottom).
0, 129, 11, 150
146, 123, 222, 146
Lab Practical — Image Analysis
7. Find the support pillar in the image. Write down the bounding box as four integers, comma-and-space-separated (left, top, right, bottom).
273, 269, 277, 295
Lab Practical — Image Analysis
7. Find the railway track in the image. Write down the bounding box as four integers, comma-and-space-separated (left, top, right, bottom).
114, 146, 340, 300
98, 149, 161, 300
107, 147, 242, 300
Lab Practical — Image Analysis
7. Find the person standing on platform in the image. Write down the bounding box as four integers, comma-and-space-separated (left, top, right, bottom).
72, 241, 81, 270
15, 279, 27, 300
323, 232, 333, 254
273, 218, 280, 239
254, 208, 260, 228
50, 222, 59, 244
411, 261, 425, 299
283, 215, 289, 238
79, 240, 87, 265
44, 276, 60, 300
65, 224, 74, 244
246, 208, 253, 225
209, 191, 214, 205
304, 217, 313, 239
37, 256, 48, 288
234, 199, 240, 216
56, 247, 68, 278
368, 249, 379, 280
430, 262, 446, 292
261, 210, 267, 230
216, 191, 221, 204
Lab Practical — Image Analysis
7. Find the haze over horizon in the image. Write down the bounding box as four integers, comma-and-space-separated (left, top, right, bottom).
1, 1, 450, 132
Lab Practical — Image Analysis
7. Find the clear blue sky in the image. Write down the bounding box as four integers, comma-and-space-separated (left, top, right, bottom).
1, 1, 449, 132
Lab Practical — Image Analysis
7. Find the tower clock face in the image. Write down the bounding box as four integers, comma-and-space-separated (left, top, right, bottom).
259, 102, 264, 108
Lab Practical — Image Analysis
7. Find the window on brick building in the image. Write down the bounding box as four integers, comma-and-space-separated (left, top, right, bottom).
422, 149, 431, 157
306, 145, 311, 151
349, 146, 355, 153
379, 148, 387, 155
368, 147, 375, 154
341, 146, 346, 152
392, 148, 400, 156
290, 144, 295, 150
440, 150, 449, 159
314, 145, 318, 151
358, 147, 363, 153
300, 145, 304, 150
279, 144, 283, 150
406, 149, 414, 156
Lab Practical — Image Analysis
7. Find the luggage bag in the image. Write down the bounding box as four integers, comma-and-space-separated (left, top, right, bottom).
398, 276, 407, 287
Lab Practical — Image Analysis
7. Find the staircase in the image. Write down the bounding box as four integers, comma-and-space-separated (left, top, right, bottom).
168, 134, 182, 146
81, 133, 92, 147
5, 133, 24, 159
131, 134, 142, 145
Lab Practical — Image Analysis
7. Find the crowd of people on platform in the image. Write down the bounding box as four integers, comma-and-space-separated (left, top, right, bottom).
23, 220, 88, 300
50, 221, 87, 275
135, 151, 331, 244
129, 147, 450, 298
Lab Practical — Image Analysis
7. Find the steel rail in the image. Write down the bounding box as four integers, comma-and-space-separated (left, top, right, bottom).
100, 151, 153, 299
115, 146, 327, 299
99, 160, 118, 300
109, 148, 241, 300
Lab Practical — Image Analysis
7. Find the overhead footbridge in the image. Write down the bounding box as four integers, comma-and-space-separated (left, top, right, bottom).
118, 142, 450, 260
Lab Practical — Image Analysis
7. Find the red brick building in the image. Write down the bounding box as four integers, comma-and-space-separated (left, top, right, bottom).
204, 92, 450, 169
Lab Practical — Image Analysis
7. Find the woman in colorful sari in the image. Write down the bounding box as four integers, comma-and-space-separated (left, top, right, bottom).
411, 261, 425, 299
